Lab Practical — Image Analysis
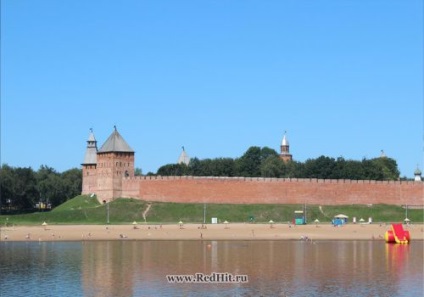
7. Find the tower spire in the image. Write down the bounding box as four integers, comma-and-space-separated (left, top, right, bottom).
81, 129, 98, 196
178, 146, 190, 165
82, 129, 98, 165
279, 131, 293, 162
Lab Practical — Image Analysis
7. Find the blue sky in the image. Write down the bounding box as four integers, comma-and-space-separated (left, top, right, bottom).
1, 1, 423, 177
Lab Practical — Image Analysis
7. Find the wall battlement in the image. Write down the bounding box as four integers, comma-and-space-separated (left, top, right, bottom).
124, 175, 420, 185
120, 175, 423, 206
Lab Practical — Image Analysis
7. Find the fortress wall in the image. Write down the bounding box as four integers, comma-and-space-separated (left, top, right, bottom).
121, 176, 424, 205
121, 177, 141, 199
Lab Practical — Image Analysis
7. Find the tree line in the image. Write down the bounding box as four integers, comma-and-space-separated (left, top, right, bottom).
0, 165, 81, 213
1, 146, 402, 213
157, 146, 401, 180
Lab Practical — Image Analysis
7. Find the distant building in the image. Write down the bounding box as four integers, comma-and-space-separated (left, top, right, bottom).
279, 132, 293, 162
177, 146, 191, 165
414, 166, 422, 182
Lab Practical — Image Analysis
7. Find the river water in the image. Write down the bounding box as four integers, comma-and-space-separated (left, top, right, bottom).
0, 240, 423, 297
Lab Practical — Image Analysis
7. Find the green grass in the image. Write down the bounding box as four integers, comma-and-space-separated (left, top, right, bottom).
1, 196, 147, 226
1, 195, 423, 226
51, 195, 101, 212
147, 203, 423, 224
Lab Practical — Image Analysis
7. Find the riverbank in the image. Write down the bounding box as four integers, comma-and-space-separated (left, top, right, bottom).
1, 223, 423, 242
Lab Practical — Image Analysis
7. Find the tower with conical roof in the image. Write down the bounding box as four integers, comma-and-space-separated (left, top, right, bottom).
81, 129, 98, 195
177, 146, 191, 165
279, 132, 293, 162
96, 126, 135, 201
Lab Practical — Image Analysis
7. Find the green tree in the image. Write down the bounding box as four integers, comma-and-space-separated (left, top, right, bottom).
370, 157, 399, 180
61, 168, 82, 202
157, 163, 189, 176
212, 158, 236, 176
0, 164, 15, 210
260, 156, 284, 177
13, 167, 38, 209
236, 146, 263, 177
304, 156, 337, 179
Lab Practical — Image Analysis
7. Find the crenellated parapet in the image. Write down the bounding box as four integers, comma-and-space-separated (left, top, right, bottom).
120, 175, 423, 206
122, 175, 420, 185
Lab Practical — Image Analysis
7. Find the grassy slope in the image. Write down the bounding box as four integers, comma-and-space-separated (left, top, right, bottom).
0, 196, 422, 225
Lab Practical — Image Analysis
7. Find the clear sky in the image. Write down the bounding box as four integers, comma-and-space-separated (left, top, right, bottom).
1, 1, 423, 177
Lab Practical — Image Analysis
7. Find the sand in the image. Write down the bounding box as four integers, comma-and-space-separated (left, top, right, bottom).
1, 223, 423, 242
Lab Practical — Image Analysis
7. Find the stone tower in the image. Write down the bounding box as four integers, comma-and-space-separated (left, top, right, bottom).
279, 132, 293, 162
81, 129, 98, 195
96, 126, 135, 202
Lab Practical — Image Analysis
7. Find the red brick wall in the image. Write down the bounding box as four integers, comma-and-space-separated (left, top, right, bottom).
96, 152, 135, 202
121, 176, 424, 206
81, 164, 97, 195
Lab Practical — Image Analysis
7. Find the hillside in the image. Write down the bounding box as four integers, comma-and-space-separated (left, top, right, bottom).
1, 195, 422, 226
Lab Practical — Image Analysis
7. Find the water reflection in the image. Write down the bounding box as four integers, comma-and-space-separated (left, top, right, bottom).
1, 240, 422, 297
78, 240, 423, 297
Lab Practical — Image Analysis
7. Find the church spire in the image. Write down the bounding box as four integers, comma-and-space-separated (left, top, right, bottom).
178, 146, 191, 165
279, 131, 293, 162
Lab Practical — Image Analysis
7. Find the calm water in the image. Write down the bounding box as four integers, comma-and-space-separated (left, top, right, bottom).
0, 240, 423, 297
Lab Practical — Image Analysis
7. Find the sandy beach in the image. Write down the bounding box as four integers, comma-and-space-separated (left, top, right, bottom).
1, 222, 423, 242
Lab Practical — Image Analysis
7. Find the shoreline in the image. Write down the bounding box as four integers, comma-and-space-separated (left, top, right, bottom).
1, 223, 423, 242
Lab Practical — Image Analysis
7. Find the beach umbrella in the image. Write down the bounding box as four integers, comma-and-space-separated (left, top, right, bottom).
132, 221, 138, 229
404, 218, 410, 223
179, 221, 183, 229
269, 220, 274, 228
42, 222, 47, 230
359, 218, 365, 222
224, 220, 229, 229
334, 214, 349, 219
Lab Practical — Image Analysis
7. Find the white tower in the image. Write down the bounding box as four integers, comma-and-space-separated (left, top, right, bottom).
177, 146, 191, 165
414, 166, 422, 182
279, 132, 293, 162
